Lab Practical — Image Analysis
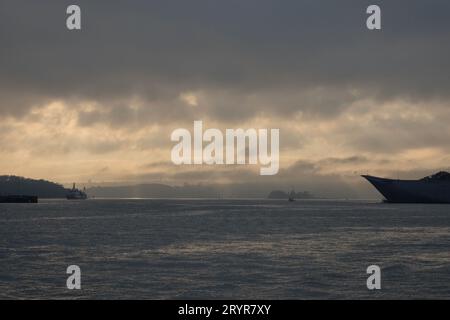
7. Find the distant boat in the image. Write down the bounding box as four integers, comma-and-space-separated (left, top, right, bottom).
67, 183, 87, 200
362, 171, 450, 204
288, 189, 296, 202
0, 195, 38, 203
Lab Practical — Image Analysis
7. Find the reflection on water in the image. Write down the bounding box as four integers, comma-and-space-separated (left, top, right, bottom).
1, 199, 450, 299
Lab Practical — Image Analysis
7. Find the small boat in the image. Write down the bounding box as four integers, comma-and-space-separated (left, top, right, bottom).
288, 189, 296, 202
0, 195, 38, 203
66, 183, 87, 200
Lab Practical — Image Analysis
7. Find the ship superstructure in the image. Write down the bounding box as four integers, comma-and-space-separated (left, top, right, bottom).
66, 183, 87, 200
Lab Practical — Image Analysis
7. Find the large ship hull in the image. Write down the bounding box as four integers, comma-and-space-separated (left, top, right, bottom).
362, 175, 450, 204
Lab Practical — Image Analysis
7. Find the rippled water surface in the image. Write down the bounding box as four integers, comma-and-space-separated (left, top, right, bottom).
1, 199, 450, 299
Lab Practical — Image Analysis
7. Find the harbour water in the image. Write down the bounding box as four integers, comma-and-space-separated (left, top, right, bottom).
1, 199, 449, 299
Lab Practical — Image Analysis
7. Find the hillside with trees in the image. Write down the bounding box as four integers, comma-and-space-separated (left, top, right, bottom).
0, 176, 68, 198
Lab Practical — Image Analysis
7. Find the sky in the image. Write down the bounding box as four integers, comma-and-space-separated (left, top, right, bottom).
1, 0, 450, 198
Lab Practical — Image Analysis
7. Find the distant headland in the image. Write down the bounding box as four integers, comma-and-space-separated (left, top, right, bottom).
0, 175, 316, 199
0, 176, 68, 198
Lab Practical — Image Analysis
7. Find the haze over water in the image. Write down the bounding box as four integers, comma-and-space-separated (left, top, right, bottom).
1, 199, 449, 299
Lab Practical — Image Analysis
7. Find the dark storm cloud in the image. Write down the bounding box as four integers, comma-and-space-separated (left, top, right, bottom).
1, 0, 450, 120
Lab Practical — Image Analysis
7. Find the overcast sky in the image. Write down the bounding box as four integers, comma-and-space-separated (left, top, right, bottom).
1, 0, 450, 197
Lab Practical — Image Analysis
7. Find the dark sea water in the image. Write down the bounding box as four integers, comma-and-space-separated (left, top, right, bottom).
1, 199, 450, 299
